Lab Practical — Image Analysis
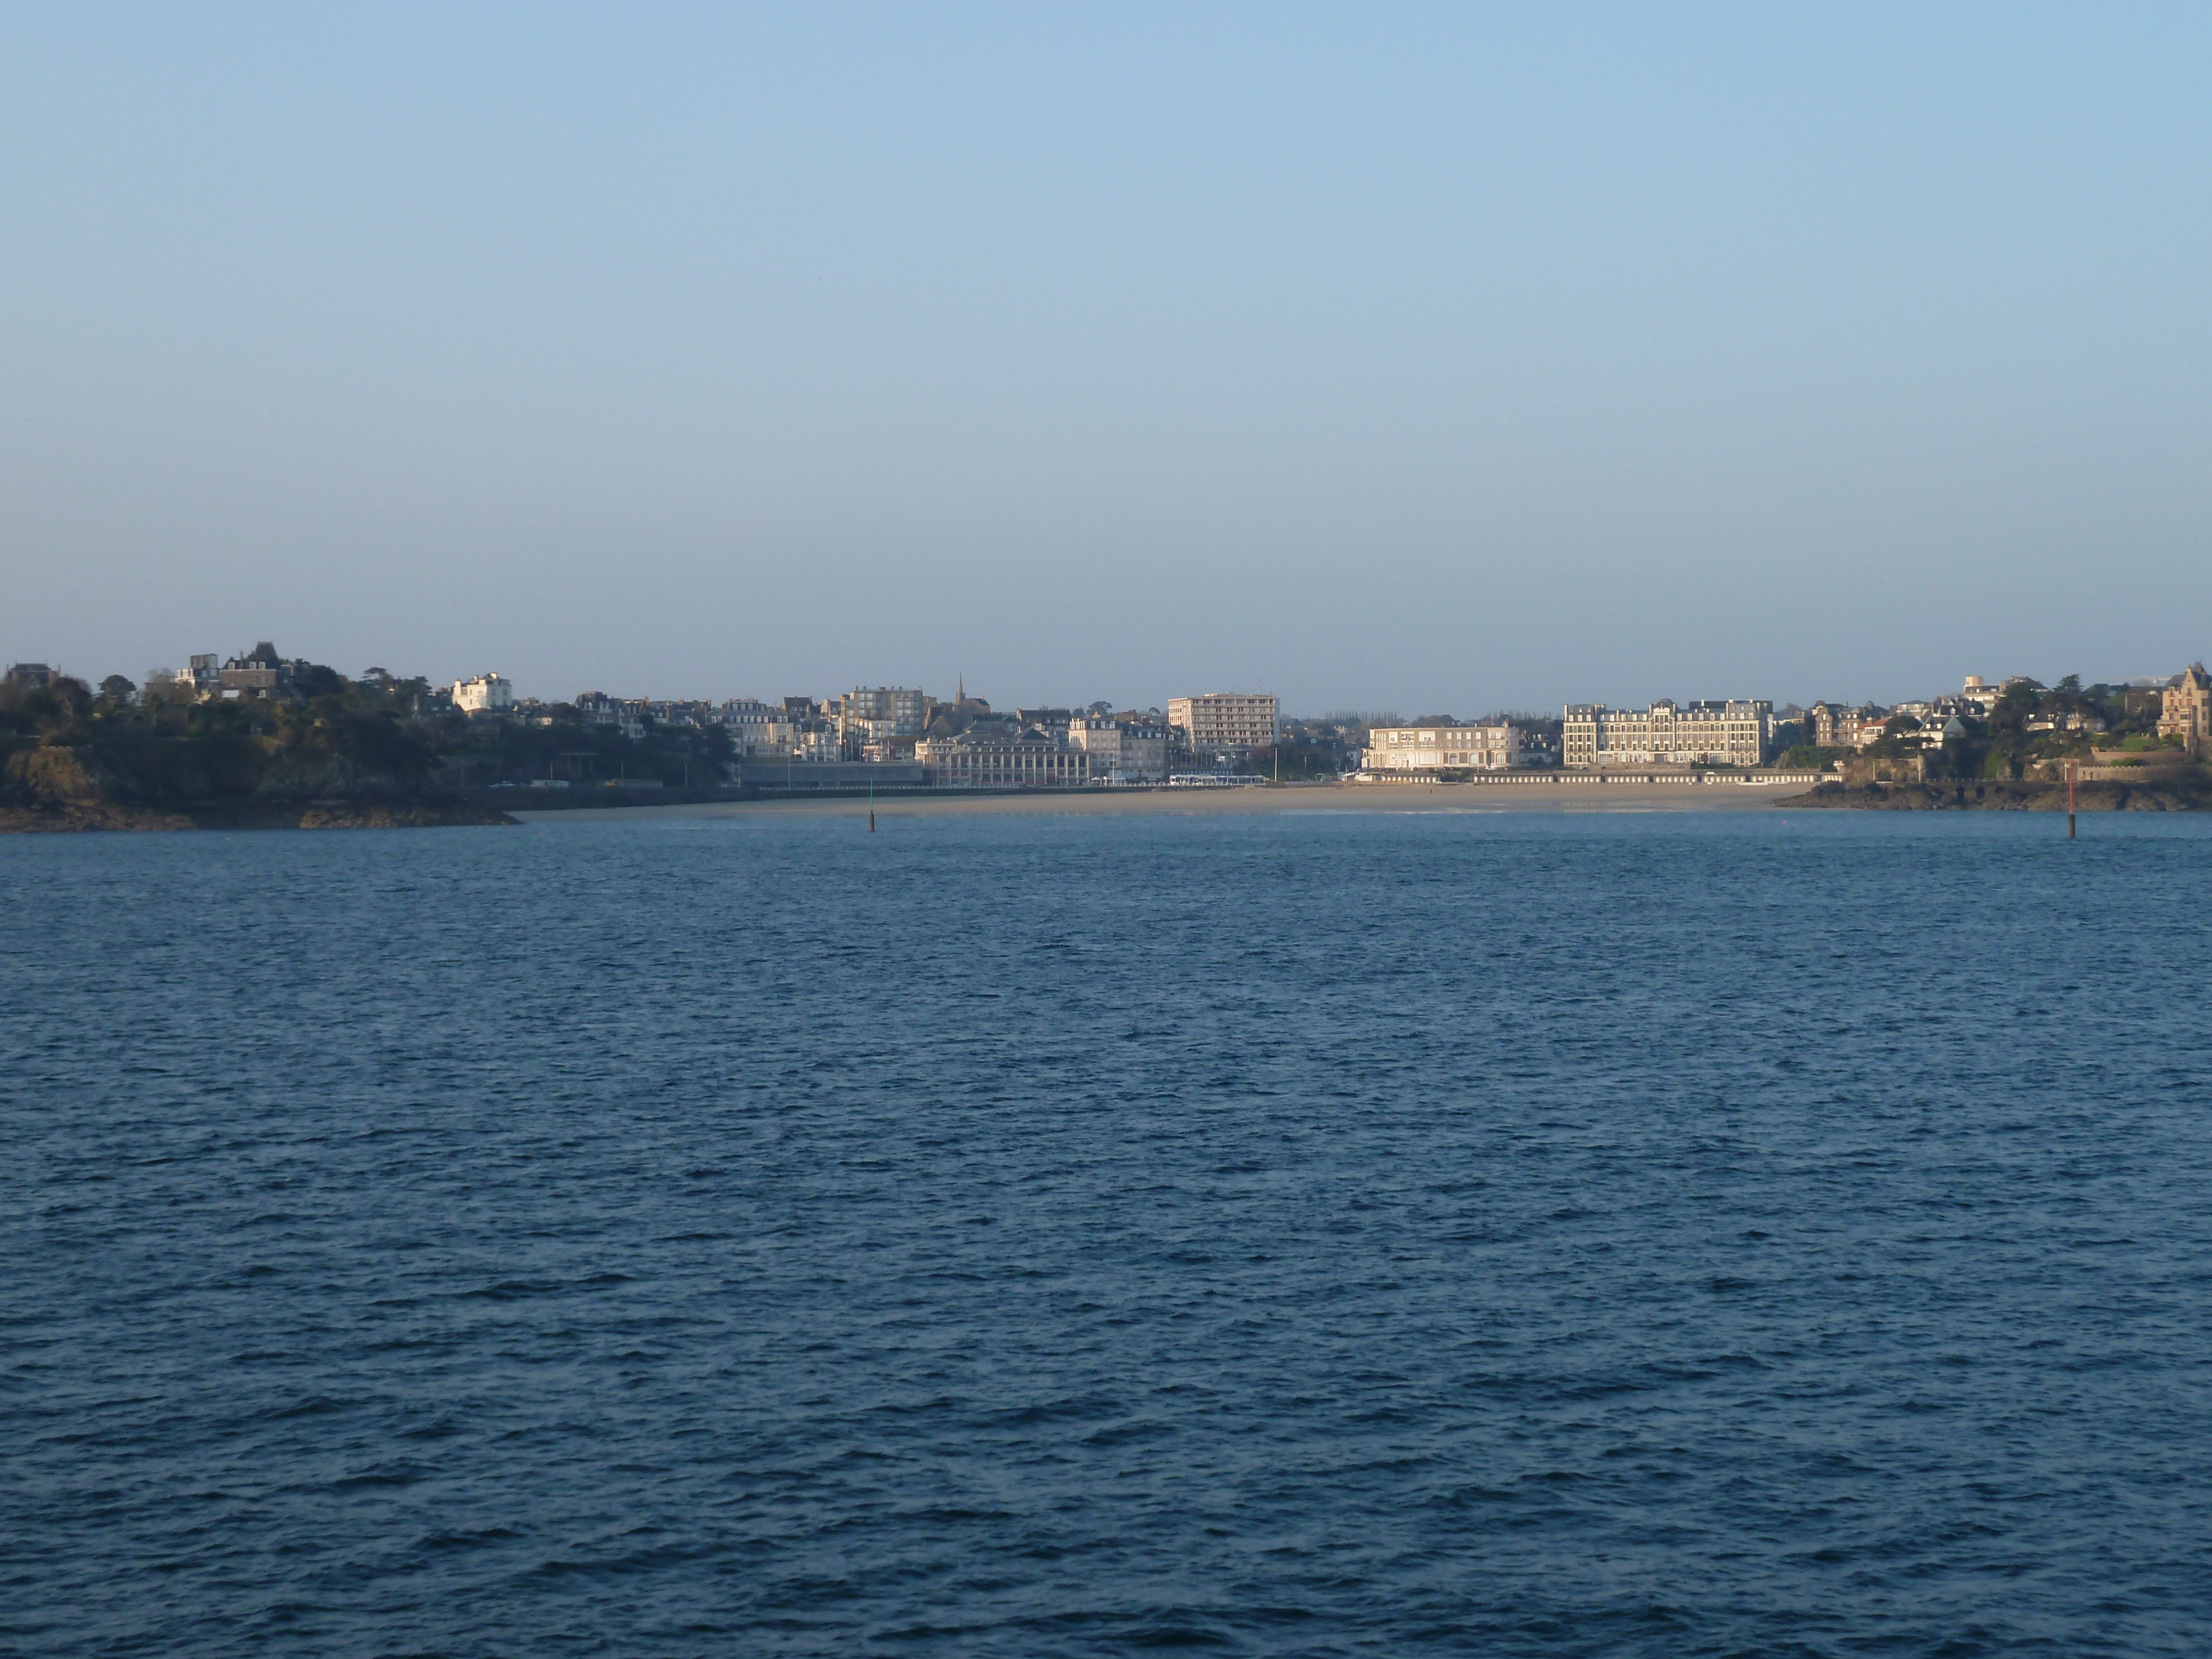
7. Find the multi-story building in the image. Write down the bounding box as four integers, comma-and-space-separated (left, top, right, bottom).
2123, 683, 2169, 721
2025, 709, 2104, 734
1013, 708, 1074, 740
1067, 715, 1169, 781
744, 705, 838, 760
220, 643, 288, 700
828, 687, 925, 757
2159, 662, 2211, 755
717, 698, 780, 754
1167, 692, 1279, 758
1958, 675, 2034, 716
1562, 700, 1771, 768
839, 686, 926, 735
1890, 695, 1964, 726
1363, 723, 1526, 773
453, 672, 514, 714
1806, 702, 1890, 749
916, 727, 1091, 787
2, 662, 55, 690
644, 699, 716, 728
794, 725, 841, 761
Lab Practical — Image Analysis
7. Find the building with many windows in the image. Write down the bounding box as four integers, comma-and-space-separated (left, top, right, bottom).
220, 642, 289, 700
1363, 724, 1526, 773
916, 727, 1091, 787
452, 672, 514, 714
1562, 700, 1771, 768
838, 686, 926, 738
717, 698, 781, 754
2159, 662, 2211, 756
1806, 702, 1888, 750
1066, 716, 1170, 781
1167, 692, 1279, 758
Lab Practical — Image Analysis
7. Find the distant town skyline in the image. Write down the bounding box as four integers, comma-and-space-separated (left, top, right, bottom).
4, 638, 2193, 728
6, 6, 2208, 711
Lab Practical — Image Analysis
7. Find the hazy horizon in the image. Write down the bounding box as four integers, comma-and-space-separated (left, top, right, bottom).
5, 4, 2206, 712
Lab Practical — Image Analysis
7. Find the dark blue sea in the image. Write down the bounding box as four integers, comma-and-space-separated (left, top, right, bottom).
7, 808, 2211, 1657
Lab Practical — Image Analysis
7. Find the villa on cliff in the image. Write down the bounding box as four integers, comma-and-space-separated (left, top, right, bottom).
2159, 663, 2211, 757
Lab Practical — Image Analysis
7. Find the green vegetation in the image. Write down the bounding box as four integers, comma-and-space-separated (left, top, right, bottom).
0, 665, 736, 830
1472, 709, 1564, 748
1249, 734, 1347, 780
1795, 676, 2172, 784
1798, 773, 2211, 812
428, 702, 733, 791
1913, 676, 2135, 782
1803, 675, 2209, 809
1778, 744, 1851, 768
3, 671, 432, 828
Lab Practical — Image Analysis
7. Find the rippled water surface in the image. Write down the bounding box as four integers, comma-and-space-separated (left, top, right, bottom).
7, 808, 2212, 1656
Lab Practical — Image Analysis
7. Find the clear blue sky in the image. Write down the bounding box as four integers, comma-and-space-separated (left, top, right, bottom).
4, 3, 2206, 712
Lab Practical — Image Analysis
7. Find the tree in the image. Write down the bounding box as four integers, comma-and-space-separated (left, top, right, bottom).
97, 674, 137, 709
1993, 683, 2041, 729
292, 662, 347, 700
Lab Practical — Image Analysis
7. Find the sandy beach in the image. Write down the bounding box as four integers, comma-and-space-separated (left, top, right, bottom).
513, 779, 1820, 825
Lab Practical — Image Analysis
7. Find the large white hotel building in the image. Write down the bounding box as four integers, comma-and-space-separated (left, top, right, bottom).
1364, 724, 1526, 772
1562, 700, 1772, 768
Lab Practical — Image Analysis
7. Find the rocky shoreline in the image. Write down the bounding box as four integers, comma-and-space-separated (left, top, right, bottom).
0, 798, 518, 833
1793, 774, 2211, 811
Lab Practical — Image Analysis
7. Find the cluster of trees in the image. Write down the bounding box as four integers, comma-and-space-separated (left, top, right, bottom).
1777, 677, 2175, 781
0, 669, 442, 807
1, 666, 735, 810
1250, 721, 1358, 779
433, 701, 733, 790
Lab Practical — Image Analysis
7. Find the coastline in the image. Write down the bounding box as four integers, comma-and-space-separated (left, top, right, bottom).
1792, 775, 2209, 812
18, 773, 2204, 833
513, 779, 1817, 824
0, 799, 519, 833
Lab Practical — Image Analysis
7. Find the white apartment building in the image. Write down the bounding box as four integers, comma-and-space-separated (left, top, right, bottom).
717, 698, 781, 754
1067, 716, 1169, 781
1562, 700, 1771, 768
839, 686, 926, 737
1958, 675, 2047, 715
1364, 724, 1526, 772
746, 718, 839, 761
1167, 692, 1279, 757
453, 672, 513, 714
